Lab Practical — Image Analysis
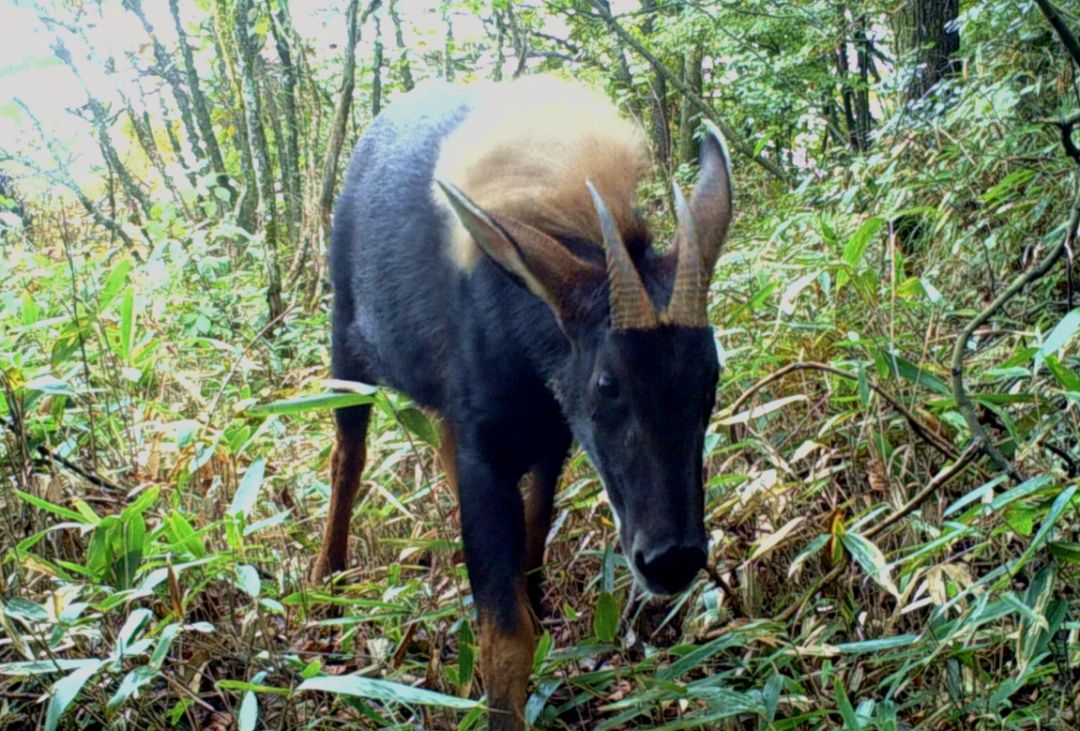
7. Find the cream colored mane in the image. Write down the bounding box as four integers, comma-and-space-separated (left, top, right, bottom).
433, 75, 649, 269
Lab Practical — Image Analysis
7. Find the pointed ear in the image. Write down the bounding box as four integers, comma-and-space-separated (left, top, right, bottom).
437, 180, 601, 323
691, 122, 734, 276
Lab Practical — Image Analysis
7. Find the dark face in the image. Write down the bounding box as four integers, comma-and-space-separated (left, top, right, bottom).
555, 324, 720, 596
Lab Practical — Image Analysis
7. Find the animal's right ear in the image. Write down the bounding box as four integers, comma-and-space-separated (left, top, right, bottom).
437, 180, 601, 324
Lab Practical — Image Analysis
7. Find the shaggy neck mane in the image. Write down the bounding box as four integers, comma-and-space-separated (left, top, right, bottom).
433, 76, 650, 270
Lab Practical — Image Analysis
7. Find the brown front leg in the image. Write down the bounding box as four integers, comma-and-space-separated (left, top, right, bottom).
436, 419, 459, 500
480, 588, 536, 731
310, 406, 371, 582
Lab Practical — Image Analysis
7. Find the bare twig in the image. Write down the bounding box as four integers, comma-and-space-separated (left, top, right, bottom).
863, 441, 982, 540
586, 0, 792, 185
950, 162, 1078, 484
204, 303, 297, 419
1, 415, 124, 493
773, 441, 980, 624
953, 0, 1080, 481
1034, 0, 1080, 70
727, 361, 960, 462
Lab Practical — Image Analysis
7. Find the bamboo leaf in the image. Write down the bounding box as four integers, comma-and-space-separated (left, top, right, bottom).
297, 674, 480, 709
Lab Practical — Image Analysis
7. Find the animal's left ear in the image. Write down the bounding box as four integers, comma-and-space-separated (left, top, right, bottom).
661, 123, 734, 327
689, 122, 734, 275
437, 180, 601, 324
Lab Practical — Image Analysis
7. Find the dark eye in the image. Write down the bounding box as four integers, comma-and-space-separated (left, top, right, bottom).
596, 372, 619, 399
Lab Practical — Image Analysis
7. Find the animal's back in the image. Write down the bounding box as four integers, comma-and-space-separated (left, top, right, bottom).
330, 82, 478, 408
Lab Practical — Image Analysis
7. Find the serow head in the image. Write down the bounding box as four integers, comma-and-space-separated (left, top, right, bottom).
439, 123, 733, 596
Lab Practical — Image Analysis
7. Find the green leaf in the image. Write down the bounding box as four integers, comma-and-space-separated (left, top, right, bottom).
834, 634, 918, 653
116, 608, 152, 656
150, 624, 181, 668
107, 665, 158, 714
100, 259, 132, 309
236, 564, 261, 598
239, 690, 258, 731
833, 675, 861, 730
24, 375, 76, 397
230, 458, 265, 518
1049, 541, 1080, 565
838, 216, 884, 288
4, 597, 49, 623
1036, 308, 1080, 369
0, 658, 100, 676
1002, 485, 1077, 586
1044, 355, 1080, 390
593, 591, 619, 643
981, 168, 1035, 205
843, 217, 884, 269
396, 406, 439, 446
990, 474, 1054, 510
297, 674, 480, 709
119, 285, 135, 363
532, 630, 553, 674
166, 511, 205, 557
248, 389, 377, 417
881, 352, 950, 395
216, 679, 291, 696
456, 620, 474, 691
525, 678, 561, 726
45, 661, 103, 731
16, 490, 86, 523
763, 673, 783, 723
841, 532, 898, 597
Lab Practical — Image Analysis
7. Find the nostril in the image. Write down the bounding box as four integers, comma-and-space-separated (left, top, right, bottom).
637, 542, 708, 594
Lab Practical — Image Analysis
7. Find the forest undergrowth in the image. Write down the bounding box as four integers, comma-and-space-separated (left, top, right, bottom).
2, 0, 1080, 728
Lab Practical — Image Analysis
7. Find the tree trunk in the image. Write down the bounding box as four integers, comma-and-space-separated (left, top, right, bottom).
493, 8, 507, 81
212, 0, 258, 233
46, 36, 154, 229
505, 3, 529, 78
127, 106, 184, 211
853, 14, 874, 149
123, 0, 205, 165
234, 0, 283, 323
442, 0, 455, 81
319, 0, 365, 237
896, 0, 960, 102
591, 0, 791, 184
593, 0, 645, 125
152, 93, 198, 189
15, 101, 143, 260
372, 14, 384, 117
266, 0, 303, 244
389, 0, 415, 91
640, 0, 670, 169
678, 43, 704, 166
834, 42, 860, 151
168, 0, 232, 200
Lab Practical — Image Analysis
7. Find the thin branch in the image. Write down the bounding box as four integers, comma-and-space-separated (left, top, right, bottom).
586, 0, 792, 185
773, 441, 980, 624
1034, 0, 1080, 70
1, 415, 124, 493
947, 2, 1080, 483
863, 441, 982, 540
950, 155, 1078, 484
727, 361, 961, 462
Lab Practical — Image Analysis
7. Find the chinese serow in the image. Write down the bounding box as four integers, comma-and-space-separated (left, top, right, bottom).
312, 76, 732, 730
